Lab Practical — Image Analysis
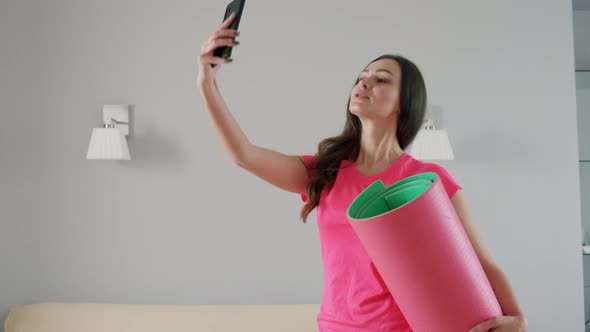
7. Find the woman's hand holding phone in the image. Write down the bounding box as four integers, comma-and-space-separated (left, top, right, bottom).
197, 12, 240, 85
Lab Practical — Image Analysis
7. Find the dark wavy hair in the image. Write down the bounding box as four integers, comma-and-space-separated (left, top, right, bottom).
299, 54, 427, 223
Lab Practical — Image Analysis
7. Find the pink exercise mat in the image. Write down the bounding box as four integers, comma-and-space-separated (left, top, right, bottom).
347, 172, 502, 332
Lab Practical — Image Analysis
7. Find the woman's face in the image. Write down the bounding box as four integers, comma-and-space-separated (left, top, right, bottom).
349, 59, 402, 120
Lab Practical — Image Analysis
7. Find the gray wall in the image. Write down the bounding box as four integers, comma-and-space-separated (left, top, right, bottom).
574, 0, 590, 11
0, 0, 43, 327
579, 71, 590, 237
0, 0, 585, 331
574, 10, 590, 69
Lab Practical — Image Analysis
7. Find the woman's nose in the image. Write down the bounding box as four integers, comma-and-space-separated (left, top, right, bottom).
359, 78, 370, 89
360, 77, 373, 90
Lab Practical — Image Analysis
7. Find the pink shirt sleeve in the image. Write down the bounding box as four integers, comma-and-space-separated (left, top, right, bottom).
429, 164, 462, 199
300, 155, 315, 203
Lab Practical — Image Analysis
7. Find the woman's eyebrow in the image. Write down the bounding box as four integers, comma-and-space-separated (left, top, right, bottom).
360, 69, 394, 76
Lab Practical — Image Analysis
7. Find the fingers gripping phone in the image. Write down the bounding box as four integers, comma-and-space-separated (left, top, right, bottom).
213, 0, 245, 61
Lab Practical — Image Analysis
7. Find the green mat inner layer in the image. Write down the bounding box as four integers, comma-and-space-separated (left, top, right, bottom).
348, 172, 438, 220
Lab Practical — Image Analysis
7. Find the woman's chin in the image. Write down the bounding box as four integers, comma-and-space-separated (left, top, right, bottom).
349, 107, 370, 117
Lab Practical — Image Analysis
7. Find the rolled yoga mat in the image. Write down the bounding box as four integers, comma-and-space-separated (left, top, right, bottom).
347, 172, 502, 332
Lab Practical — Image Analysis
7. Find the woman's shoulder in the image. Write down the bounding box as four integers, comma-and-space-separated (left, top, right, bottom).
404, 153, 445, 171
299, 154, 354, 169
403, 154, 462, 198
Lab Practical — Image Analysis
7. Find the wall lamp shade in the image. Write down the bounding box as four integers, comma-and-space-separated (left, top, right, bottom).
408, 118, 454, 161
86, 105, 131, 160
86, 126, 130, 160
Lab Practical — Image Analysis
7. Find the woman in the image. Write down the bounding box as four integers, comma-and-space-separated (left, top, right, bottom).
197, 13, 528, 332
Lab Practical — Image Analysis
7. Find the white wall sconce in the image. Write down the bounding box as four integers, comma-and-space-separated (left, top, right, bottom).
86, 105, 131, 160
408, 112, 454, 161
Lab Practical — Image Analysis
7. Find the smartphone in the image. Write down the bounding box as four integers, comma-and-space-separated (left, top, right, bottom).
213, 0, 245, 60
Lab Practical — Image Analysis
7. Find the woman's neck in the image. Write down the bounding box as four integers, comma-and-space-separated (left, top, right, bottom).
356, 128, 404, 168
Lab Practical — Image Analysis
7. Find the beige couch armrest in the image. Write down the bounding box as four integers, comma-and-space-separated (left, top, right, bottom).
5, 302, 320, 332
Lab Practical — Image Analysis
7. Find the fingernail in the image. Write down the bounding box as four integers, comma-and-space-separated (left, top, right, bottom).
227, 58, 233, 62
233, 40, 240, 45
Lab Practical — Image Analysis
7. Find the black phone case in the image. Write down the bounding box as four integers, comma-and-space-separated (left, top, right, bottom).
213, 0, 245, 60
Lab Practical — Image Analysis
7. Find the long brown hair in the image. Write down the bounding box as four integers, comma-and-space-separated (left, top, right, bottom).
299, 54, 427, 223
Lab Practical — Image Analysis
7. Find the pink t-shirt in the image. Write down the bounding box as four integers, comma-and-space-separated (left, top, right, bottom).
300, 152, 462, 332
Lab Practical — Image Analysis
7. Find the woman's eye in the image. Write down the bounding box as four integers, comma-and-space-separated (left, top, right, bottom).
358, 77, 388, 83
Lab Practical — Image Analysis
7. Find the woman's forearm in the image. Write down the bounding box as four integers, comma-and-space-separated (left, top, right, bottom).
485, 264, 525, 317
198, 79, 252, 164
